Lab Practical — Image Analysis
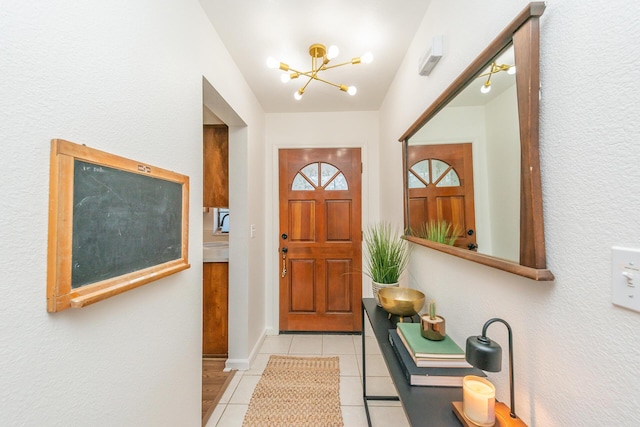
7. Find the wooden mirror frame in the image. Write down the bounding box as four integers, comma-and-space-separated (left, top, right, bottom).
399, 2, 553, 281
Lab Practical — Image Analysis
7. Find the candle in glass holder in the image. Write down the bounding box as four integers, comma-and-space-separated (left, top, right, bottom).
462, 375, 496, 426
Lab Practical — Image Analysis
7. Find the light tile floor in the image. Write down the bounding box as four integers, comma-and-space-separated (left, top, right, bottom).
205, 324, 411, 427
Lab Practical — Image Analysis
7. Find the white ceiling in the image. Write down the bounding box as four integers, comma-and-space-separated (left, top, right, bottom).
199, 0, 432, 113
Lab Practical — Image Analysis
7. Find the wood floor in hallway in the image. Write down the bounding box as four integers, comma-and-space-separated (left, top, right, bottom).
202, 358, 235, 426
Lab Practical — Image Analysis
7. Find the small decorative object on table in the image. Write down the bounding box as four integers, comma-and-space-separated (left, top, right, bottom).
461, 375, 495, 426
377, 287, 425, 322
421, 300, 446, 340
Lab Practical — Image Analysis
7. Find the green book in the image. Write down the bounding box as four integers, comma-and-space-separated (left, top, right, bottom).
396, 323, 465, 359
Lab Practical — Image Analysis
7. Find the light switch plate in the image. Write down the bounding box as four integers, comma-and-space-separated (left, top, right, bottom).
612, 246, 640, 313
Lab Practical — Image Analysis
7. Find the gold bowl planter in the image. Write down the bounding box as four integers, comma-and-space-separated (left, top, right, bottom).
377, 287, 425, 322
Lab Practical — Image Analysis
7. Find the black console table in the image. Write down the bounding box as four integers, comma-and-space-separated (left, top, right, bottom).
362, 298, 462, 427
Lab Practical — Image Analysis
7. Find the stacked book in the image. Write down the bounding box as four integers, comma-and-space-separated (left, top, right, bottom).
389, 323, 486, 387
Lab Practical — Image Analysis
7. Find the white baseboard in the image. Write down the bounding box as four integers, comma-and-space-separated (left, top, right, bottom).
224, 328, 268, 371
224, 358, 250, 371
265, 326, 278, 336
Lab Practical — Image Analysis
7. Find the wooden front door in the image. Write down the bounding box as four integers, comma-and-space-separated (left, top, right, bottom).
407, 143, 477, 250
278, 148, 362, 332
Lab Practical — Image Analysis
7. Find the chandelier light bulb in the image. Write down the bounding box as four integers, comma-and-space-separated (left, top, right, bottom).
280, 74, 291, 83
480, 81, 492, 94
266, 56, 279, 69
361, 52, 374, 64
327, 45, 339, 60
347, 86, 357, 96
294, 90, 303, 100
507, 65, 516, 75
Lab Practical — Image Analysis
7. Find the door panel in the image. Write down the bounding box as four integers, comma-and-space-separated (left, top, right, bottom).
279, 148, 362, 332
409, 198, 429, 227
326, 200, 352, 241
436, 196, 466, 232
289, 259, 315, 312
325, 259, 352, 312
289, 201, 316, 242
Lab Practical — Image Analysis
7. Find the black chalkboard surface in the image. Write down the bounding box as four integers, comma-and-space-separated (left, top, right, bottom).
47, 139, 190, 312
72, 160, 182, 288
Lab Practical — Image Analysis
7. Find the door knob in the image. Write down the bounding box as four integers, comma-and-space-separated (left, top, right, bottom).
281, 233, 288, 240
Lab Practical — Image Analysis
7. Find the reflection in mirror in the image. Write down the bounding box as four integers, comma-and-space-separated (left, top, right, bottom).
407, 46, 520, 262
399, 2, 552, 281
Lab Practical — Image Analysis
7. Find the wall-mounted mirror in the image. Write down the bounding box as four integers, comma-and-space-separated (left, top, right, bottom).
399, 2, 553, 281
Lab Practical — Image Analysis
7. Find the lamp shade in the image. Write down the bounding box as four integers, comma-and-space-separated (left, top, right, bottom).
466, 335, 502, 372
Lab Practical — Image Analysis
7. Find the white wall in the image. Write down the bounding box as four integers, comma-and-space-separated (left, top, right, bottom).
201, 76, 267, 370
264, 112, 380, 329
0, 0, 265, 424
379, 0, 640, 425
485, 85, 520, 260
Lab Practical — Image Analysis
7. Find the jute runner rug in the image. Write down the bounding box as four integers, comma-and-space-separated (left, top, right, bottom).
242, 355, 344, 427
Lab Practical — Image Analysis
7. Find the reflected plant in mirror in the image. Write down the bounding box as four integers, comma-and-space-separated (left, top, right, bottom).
409, 220, 463, 246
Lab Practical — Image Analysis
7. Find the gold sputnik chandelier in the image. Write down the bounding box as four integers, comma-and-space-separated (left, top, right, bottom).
267, 43, 373, 100
478, 61, 516, 94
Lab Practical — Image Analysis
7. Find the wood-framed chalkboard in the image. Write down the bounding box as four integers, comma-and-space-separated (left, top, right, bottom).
47, 139, 190, 312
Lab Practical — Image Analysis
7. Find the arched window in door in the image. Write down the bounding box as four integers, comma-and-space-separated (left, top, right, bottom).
408, 159, 460, 188
292, 162, 349, 191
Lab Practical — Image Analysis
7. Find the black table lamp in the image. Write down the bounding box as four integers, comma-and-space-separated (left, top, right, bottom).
452, 318, 527, 426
